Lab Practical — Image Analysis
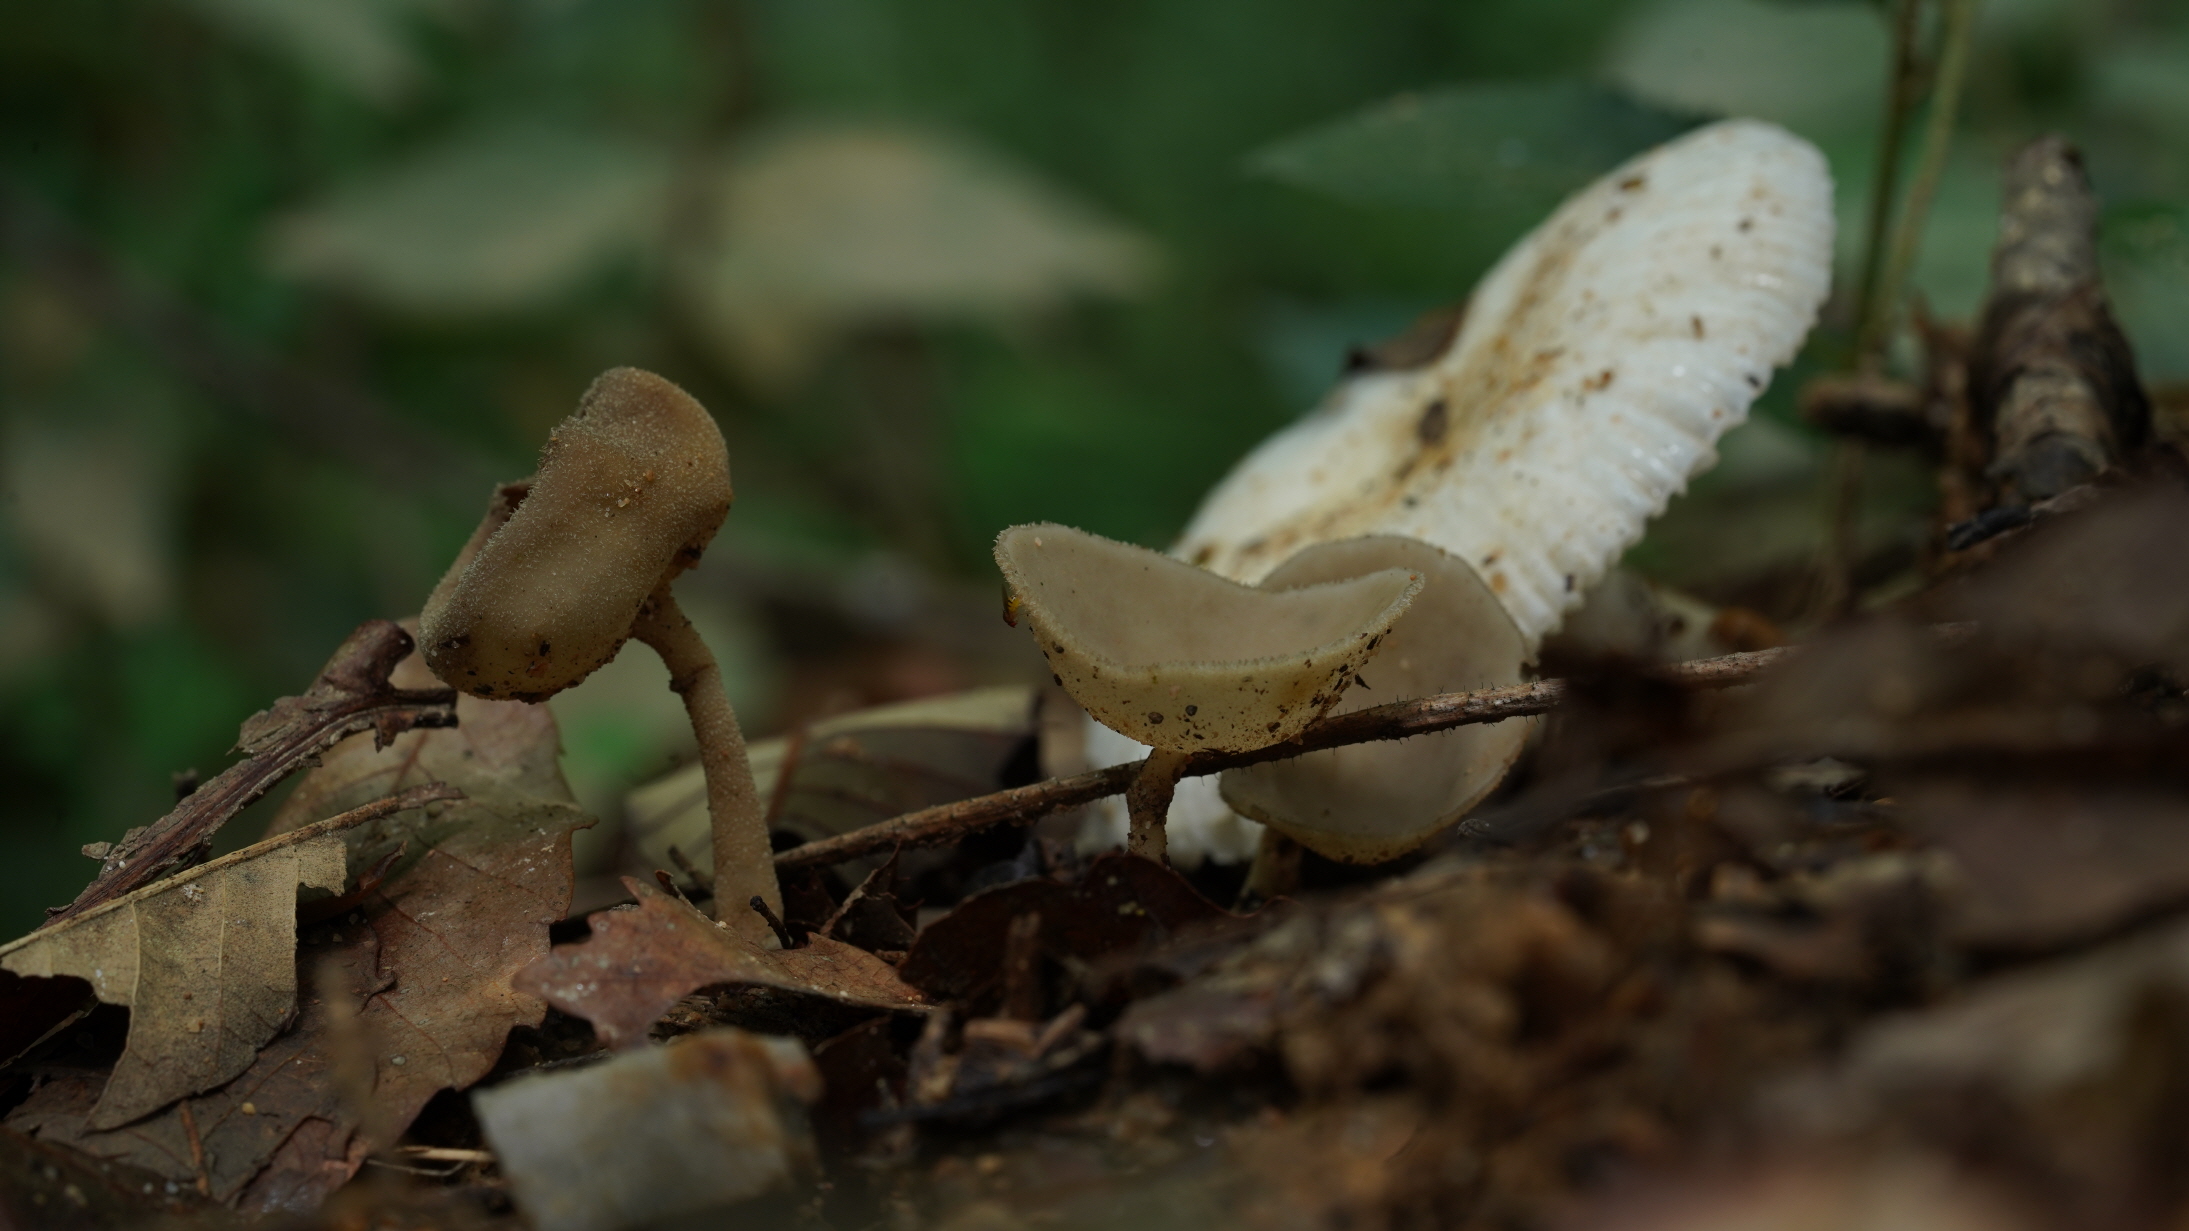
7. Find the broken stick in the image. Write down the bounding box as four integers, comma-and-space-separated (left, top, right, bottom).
1971, 137, 2151, 503
773, 647, 1794, 869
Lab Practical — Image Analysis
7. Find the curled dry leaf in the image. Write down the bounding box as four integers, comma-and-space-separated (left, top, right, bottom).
515, 877, 930, 1048
7, 644, 589, 1212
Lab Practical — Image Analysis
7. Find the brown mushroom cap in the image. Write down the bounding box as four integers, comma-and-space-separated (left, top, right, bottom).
995, 522, 1422, 753
1219, 536, 1533, 863
422, 368, 732, 701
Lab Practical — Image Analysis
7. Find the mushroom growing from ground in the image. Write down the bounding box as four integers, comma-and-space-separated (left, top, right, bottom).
994, 522, 1422, 860
1078, 118, 1834, 869
421, 367, 777, 941
1218, 536, 1534, 863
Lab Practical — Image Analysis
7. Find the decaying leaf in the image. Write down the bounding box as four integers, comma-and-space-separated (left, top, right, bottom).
10, 925, 388, 1209
8, 648, 589, 1211
516, 877, 929, 1048
0, 1121, 235, 1231
899, 853, 1231, 1009
1, 801, 398, 1131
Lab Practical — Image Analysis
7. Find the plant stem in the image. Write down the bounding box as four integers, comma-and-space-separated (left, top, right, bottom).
1870, 0, 1982, 363
1852, 0, 1931, 370
632, 583, 779, 943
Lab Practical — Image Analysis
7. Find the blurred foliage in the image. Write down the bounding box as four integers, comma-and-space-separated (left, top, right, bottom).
1, 0, 2186, 934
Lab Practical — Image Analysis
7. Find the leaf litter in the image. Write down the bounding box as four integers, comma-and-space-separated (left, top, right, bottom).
5, 641, 590, 1211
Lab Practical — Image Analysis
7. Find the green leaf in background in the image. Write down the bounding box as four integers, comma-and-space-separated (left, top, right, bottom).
266, 121, 676, 316
1602, 0, 1889, 141
683, 121, 1158, 390
173, 0, 429, 104
1245, 79, 1695, 216
1, 419, 176, 630
2104, 202, 2189, 381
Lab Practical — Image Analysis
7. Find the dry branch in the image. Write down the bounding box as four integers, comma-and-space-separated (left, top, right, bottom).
1972, 137, 2151, 502
48, 620, 458, 926
774, 647, 1794, 869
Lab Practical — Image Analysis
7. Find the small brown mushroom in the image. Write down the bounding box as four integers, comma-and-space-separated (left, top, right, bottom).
994, 522, 1421, 860
421, 368, 777, 940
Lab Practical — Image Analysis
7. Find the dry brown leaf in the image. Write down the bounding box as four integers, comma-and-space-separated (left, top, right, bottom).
0, 803, 392, 1130
8, 655, 590, 1212
515, 877, 930, 1047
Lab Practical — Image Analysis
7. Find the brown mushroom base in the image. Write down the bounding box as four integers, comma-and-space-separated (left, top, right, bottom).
631, 583, 780, 943
1124, 749, 1195, 864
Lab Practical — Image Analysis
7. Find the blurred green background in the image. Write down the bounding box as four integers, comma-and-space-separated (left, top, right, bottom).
3, 0, 2186, 934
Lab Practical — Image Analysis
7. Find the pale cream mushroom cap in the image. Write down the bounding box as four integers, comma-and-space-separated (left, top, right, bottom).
423, 368, 733, 702
995, 522, 1422, 754
1174, 119, 1835, 646
1220, 536, 1534, 863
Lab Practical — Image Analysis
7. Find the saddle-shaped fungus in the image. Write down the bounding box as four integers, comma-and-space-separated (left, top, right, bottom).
1219, 536, 1534, 863
994, 522, 1421, 860
421, 368, 779, 941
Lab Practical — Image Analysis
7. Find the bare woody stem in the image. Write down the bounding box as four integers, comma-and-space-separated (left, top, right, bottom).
774, 646, 1796, 870
631, 584, 780, 940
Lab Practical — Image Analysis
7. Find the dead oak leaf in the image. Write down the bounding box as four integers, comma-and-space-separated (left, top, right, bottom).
10, 663, 590, 1212
516, 877, 930, 1047
0, 796, 441, 1132
9, 929, 386, 1207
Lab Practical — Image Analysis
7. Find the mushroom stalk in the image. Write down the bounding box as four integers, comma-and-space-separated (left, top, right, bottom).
1238, 829, 1303, 908
631, 583, 779, 936
1124, 749, 1193, 862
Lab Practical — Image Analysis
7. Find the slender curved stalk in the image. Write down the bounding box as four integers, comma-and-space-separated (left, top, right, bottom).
1871, 0, 1981, 358
1125, 750, 1193, 863
632, 583, 779, 943
1852, 0, 1930, 370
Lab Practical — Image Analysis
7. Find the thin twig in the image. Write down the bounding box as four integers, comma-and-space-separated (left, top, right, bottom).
774, 648, 1794, 870
393, 1146, 496, 1165
1871, 0, 1981, 357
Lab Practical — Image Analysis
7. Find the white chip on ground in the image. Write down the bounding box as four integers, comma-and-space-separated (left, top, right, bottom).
475, 1030, 820, 1231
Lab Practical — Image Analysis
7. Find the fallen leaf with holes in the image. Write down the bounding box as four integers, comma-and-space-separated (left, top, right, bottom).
515, 877, 930, 1047
8, 647, 590, 1212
